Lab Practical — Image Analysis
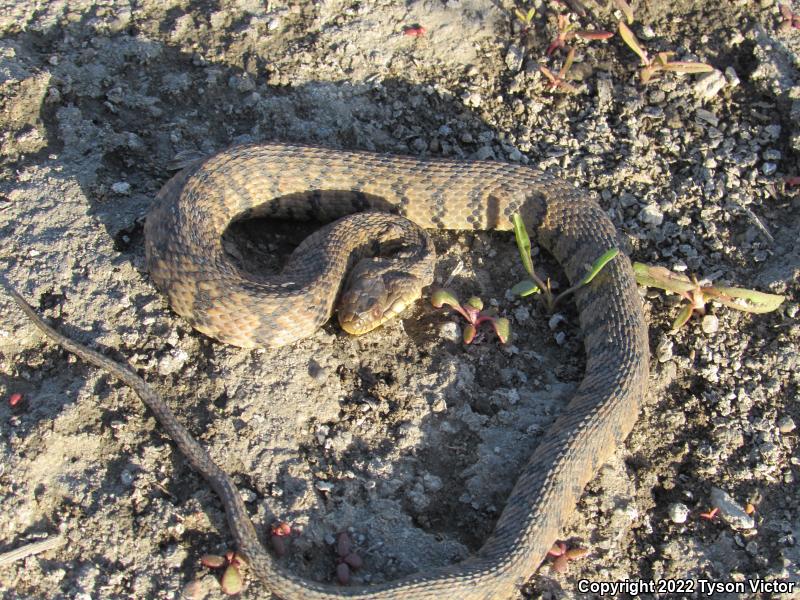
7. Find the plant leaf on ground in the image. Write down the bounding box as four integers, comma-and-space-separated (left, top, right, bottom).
633, 263, 785, 331
431, 289, 510, 344
511, 214, 618, 310
618, 21, 713, 83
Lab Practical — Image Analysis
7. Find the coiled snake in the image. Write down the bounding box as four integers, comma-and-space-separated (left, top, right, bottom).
4, 143, 649, 599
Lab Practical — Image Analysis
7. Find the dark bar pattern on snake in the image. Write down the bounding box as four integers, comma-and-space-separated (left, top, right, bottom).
6, 143, 649, 599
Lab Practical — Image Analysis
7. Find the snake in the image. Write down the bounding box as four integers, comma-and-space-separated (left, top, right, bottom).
3, 142, 649, 599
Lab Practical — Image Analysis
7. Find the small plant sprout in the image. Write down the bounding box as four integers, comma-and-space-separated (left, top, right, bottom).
633, 263, 785, 332
540, 47, 580, 94
611, 0, 635, 24
618, 21, 714, 83
513, 5, 536, 34
431, 290, 510, 344
510, 214, 618, 311
779, 4, 800, 33
546, 13, 613, 56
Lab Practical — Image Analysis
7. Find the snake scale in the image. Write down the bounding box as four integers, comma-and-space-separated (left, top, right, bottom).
5, 143, 648, 599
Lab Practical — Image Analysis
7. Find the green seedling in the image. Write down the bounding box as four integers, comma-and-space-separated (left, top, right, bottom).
612, 0, 635, 24
510, 213, 618, 311
633, 263, 785, 332
547, 13, 614, 55
513, 5, 536, 35
618, 21, 713, 83
431, 290, 510, 344
540, 47, 580, 94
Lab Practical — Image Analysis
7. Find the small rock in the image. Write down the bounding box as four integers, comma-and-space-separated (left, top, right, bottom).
157, 349, 189, 375
315, 481, 335, 493
461, 91, 481, 108
695, 108, 719, 127
710, 487, 755, 530
474, 146, 494, 160
513, 305, 530, 323
308, 359, 326, 381
762, 162, 777, 176
701, 314, 719, 334
554, 331, 566, 346
656, 337, 673, 363
778, 416, 796, 434
668, 502, 690, 524
111, 181, 131, 195
439, 321, 461, 342
548, 313, 566, 330
505, 45, 524, 72
422, 473, 443, 492
120, 470, 134, 486
694, 69, 726, 100
640, 24, 656, 39
239, 488, 257, 503
639, 204, 664, 226
724, 66, 740, 87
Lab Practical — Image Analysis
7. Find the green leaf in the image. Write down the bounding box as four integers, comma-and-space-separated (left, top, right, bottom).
511, 279, 540, 297
618, 21, 649, 66
580, 248, 619, 285
671, 303, 694, 332
633, 263, 697, 294
661, 61, 714, 74
706, 286, 785, 314
492, 317, 511, 344
466, 296, 484, 311
431, 288, 461, 309
512, 214, 535, 277
463, 323, 477, 344
612, 0, 635, 24
220, 564, 243, 595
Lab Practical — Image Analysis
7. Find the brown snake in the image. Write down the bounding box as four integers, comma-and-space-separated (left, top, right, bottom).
4, 143, 649, 599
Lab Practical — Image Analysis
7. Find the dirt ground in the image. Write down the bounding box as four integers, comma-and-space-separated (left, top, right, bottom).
0, 0, 798, 598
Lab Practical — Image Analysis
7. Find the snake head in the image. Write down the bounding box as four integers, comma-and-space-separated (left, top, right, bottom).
337, 258, 429, 335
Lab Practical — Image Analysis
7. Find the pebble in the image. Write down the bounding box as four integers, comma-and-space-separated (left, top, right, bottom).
724, 66, 740, 87
656, 337, 674, 363
778, 416, 796, 434
554, 331, 566, 346
762, 162, 777, 175
639, 203, 664, 226
474, 146, 494, 160
513, 305, 530, 323
111, 181, 131, 195
120, 469, 134, 486
668, 502, 690, 524
640, 25, 656, 39
316, 481, 335, 493
461, 91, 481, 108
701, 314, 719, 334
695, 108, 718, 127
505, 45, 524, 72
548, 313, 566, 330
157, 349, 189, 375
693, 69, 726, 100
439, 321, 461, 342
710, 487, 755, 530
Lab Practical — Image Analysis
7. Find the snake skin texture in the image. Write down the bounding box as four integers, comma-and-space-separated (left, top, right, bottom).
7, 143, 648, 599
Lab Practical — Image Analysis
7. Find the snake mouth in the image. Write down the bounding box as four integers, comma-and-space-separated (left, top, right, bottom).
339, 296, 409, 335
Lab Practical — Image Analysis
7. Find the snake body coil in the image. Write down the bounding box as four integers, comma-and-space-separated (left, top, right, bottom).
9, 143, 649, 599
